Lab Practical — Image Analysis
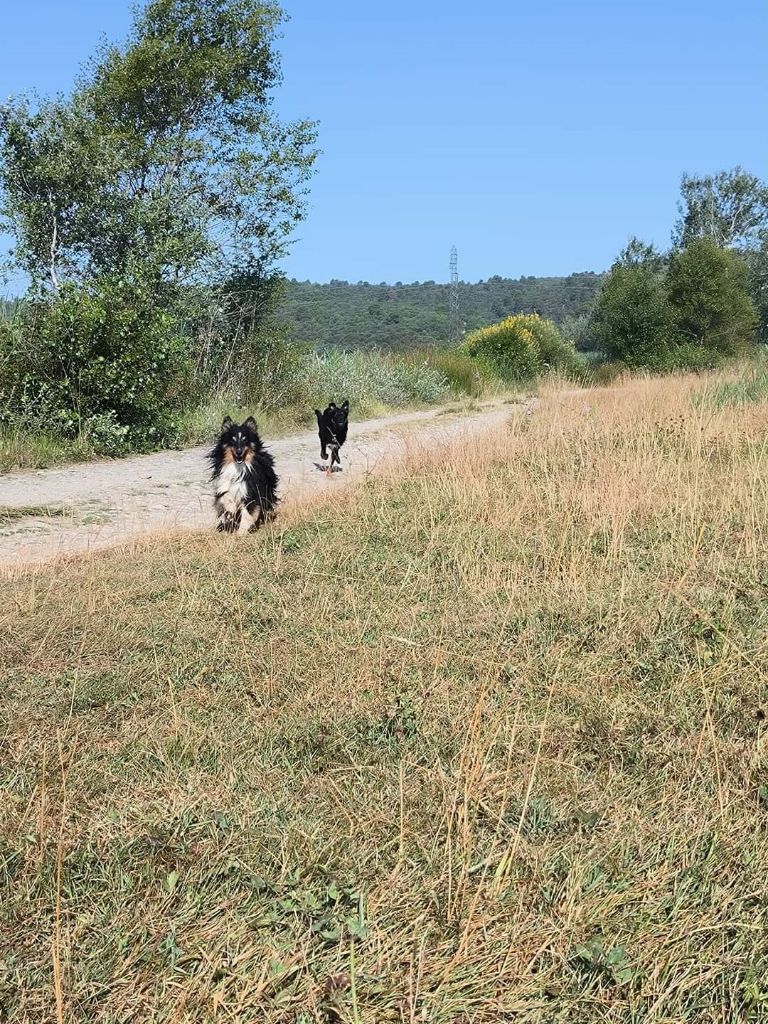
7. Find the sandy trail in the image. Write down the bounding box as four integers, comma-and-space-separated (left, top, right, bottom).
0, 402, 513, 570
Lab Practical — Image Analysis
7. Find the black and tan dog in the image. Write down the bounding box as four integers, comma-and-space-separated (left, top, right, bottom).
314, 400, 349, 473
208, 417, 278, 532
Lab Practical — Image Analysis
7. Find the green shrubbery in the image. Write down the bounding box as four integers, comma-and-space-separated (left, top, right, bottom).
589, 238, 759, 372
0, 281, 192, 454
304, 350, 449, 410
590, 263, 677, 370
460, 312, 580, 381
667, 239, 758, 357
407, 346, 488, 396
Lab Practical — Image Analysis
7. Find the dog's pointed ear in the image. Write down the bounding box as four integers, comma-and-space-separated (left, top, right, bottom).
221, 416, 233, 431
244, 416, 257, 431
314, 408, 322, 420
341, 399, 349, 412
328, 401, 336, 410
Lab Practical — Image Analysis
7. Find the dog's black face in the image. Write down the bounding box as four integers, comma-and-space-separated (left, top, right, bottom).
316, 400, 349, 435
327, 401, 349, 434
218, 416, 261, 465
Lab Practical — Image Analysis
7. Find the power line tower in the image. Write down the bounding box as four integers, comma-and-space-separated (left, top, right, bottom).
449, 245, 460, 345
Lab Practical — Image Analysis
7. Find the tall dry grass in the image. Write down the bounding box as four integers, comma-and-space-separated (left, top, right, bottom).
2, 372, 768, 1021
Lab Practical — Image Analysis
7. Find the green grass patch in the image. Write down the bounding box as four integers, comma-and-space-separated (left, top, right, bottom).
695, 358, 768, 408
0, 426, 97, 473
0, 504, 69, 525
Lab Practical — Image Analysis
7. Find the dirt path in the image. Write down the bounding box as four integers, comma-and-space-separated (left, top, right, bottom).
0, 402, 514, 570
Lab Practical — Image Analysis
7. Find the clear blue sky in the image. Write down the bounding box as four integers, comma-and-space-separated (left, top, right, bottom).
1, 0, 766, 286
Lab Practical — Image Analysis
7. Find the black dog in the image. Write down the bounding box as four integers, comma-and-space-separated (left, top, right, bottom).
207, 416, 278, 532
314, 400, 349, 472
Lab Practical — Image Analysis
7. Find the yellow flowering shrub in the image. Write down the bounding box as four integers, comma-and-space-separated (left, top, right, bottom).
461, 312, 577, 380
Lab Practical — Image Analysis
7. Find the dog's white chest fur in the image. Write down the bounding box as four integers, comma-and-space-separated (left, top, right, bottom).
217, 461, 249, 507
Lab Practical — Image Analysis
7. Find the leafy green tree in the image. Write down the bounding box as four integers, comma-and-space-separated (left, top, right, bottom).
589, 262, 675, 368
672, 168, 768, 342
0, 0, 317, 449
673, 167, 768, 251
0, 0, 318, 297
0, 95, 120, 290
745, 232, 768, 342
615, 237, 666, 272
666, 238, 757, 356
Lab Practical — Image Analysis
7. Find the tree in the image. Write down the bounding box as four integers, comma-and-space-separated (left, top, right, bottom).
560, 312, 594, 353
672, 167, 768, 251
0, 0, 318, 451
0, 95, 109, 290
744, 232, 768, 342
666, 238, 757, 356
615, 237, 666, 272
589, 263, 674, 368
0, 0, 318, 298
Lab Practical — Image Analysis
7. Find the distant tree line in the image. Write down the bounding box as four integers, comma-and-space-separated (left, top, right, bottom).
277, 272, 604, 352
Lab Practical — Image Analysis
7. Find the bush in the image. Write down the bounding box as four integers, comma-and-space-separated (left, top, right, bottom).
560, 312, 595, 353
0, 280, 192, 454
402, 346, 489, 396
461, 316, 538, 380
303, 351, 450, 412
461, 313, 578, 381
667, 238, 758, 357
589, 265, 676, 370
695, 354, 768, 409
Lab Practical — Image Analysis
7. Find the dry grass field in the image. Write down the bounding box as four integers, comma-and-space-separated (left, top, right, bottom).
3, 372, 768, 1022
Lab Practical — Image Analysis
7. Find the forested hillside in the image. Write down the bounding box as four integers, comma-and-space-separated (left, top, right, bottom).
278, 272, 604, 350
